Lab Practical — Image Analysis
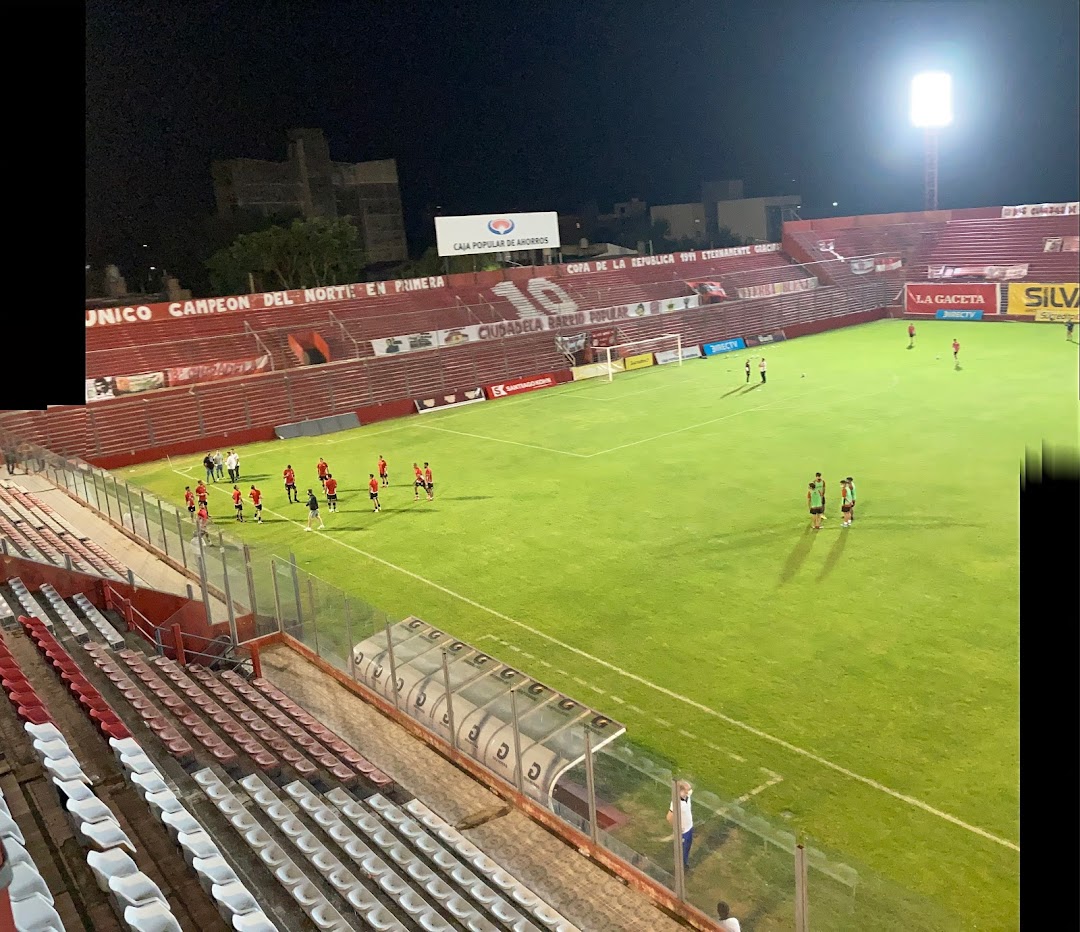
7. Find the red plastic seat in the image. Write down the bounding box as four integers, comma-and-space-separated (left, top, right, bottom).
18, 705, 54, 725
331, 765, 358, 785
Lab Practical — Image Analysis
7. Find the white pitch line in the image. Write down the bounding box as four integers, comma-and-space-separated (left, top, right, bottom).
419, 424, 588, 458
736, 769, 785, 805
167, 458, 1017, 854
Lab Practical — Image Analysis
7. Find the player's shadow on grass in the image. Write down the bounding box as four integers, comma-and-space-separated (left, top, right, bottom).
817, 528, 850, 580
740, 383, 762, 393
441, 495, 492, 501
778, 526, 817, 585
721, 385, 748, 397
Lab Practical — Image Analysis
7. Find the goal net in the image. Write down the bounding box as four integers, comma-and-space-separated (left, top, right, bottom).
599, 333, 683, 382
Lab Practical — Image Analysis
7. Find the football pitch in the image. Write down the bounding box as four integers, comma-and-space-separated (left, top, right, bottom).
121, 319, 1079, 929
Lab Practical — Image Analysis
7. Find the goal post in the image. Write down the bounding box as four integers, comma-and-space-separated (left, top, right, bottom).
601, 333, 683, 381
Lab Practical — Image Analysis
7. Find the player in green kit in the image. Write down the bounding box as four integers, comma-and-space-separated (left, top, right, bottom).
807, 482, 824, 529
846, 476, 857, 522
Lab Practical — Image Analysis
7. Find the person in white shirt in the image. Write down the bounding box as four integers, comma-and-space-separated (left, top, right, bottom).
666, 780, 694, 870
758, 357, 767, 384
213, 450, 225, 480
226, 450, 240, 483
717, 900, 741, 931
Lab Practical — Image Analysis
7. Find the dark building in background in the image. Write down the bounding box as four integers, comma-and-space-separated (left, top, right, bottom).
211, 128, 408, 264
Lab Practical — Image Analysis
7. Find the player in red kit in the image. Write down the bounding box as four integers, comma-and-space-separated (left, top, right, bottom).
248, 485, 263, 523
324, 474, 339, 512
195, 481, 209, 514
907, 323, 916, 348
184, 487, 196, 520
423, 462, 434, 502
368, 474, 381, 512
317, 457, 329, 487
412, 463, 424, 502
952, 338, 960, 367
231, 486, 245, 522
378, 455, 389, 487
283, 465, 299, 503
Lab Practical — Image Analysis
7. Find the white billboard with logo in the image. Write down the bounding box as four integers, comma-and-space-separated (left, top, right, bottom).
435, 212, 561, 257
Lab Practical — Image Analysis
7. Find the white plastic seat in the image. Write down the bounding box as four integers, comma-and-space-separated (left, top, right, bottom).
490, 899, 523, 923
192, 855, 237, 898
372, 829, 397, 850
326, 822, 356, 847
470, 883, 500, 907
423, 877, 454, 903
78, 818, 135, 853
130, 768, 168, 799
123, 900, 184, 932
311, 848, 340, 876
297, 796, 323, 817
324, 788, 352, 807
467, 917, 501, 932
282, 782, 309, 803
418, 910, 453, 932
414, 835, 442, 858
145, 789, 184, 821
385, 844, 416, 869
311, 808, 339, 830
445, 895, 475, 920
532, 904, 563, 927
178, 830, 219, 867
230, 811, 260, 833
1, 837, 32, 869
0, 812, 27, 845
509, 884, 540, 909
273, 860, 306, 889
294, 832, 324, 857
193, 768, 221, 789
32, 739, 74, 763
259, 843, 290, 870
398, 890, 430, 917
9, 862, 54, 905
43, 756, 88, 784
51, 777, 94, 803
405, 859, 435, 884
264, 802, 291, 824
449, 865, 479, 890
291, 880, 323, 909
239, 774, 268, 794
66, 796, 117, 828
217, 796, 245, 819
11, 893, 64, 932
119, 753, 158, 778
396, 821, 424, 841
24, 722, 64, 745
232, 911, 281, 932
109, 735, 143, 762
108, 871, 167, 910
366, 905, 404, 932
211, 880, 260, 919
243, 827, 272, 851
377, 872, 408, 898
325, 865, 357, 895
161, 809, 202, 842
252, 789, 279, 810
309, 903, 348, 931
277, 817, 305, 840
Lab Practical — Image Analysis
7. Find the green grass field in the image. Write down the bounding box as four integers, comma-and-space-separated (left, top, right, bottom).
121, 319, 1079, 930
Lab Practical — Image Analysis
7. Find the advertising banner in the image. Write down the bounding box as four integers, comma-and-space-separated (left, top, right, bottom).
484, 374, 559, 399
1006, 283, 1079, 321
85, 372, 166, 403
622, 353, 655, 371
589, 328, 618, 348
875, 256, 903, 272
905, 283, 1000, 316
928, 264, 1028, 281
934, 309, 984, 320
744, 331, 788, 347
555, 333, 587, 354
563, 243, 780, 275
702, 337, 746, 356
164, 354, 272, 385
1000, 202, 1079, 218
369, 295, 701, 357
1044, 236, 1080, 252
434, 212, 560, 257
572, 361, 623, 381
735, 278, 817, 300
414, 388, 486, 413
655, 345, 703, 365
850, 258, 875, 275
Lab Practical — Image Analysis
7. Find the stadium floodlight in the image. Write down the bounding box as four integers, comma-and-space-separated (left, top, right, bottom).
911, 72, 953, 210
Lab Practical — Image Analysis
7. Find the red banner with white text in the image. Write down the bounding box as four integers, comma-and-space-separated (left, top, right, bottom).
905, 283, 1000, 316
484, 374, 558, 399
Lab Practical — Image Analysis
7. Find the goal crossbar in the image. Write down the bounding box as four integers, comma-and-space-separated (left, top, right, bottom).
600, 333, 682, 382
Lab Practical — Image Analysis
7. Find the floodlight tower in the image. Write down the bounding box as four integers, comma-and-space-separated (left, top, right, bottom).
910, 72, 953, 210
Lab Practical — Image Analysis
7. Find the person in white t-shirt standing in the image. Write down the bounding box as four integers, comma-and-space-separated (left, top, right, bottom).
716, 900, 741, 931
225, 450, 240, 483
667, 780, 694, 870
758, 357, 767, 384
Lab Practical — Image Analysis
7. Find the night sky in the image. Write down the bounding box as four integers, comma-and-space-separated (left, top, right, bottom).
87, 0, 1079, 267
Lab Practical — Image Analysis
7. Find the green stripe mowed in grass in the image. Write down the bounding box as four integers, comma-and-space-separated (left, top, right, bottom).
122, 319, 1078, 929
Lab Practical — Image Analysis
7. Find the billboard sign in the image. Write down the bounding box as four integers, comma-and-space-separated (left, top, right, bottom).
435, 212, 561, 257
904, 284, 1000, 316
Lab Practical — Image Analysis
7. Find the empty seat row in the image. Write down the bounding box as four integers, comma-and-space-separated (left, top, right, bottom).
71, 593, 126, 648
324, 786, 540, 932
224, 671, 393, 789
103, 736, 280, 932
17, 616, 131, 743
396, 797, 576, 932
38, 584, 90, 642
182, 663, 355, 786
8, 578, 53, 630
194, 768, 358, 932
1, 783, 63, 932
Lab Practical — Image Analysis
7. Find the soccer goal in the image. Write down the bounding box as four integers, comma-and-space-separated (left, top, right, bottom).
599, 333, 683, 381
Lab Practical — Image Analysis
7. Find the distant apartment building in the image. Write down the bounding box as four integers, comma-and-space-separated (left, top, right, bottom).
211, 128, 408, 264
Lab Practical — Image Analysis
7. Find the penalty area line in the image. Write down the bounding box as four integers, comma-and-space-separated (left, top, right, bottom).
419, 424, 588, 458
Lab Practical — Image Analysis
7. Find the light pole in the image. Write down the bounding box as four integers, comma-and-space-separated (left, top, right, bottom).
910, 72, 953, 211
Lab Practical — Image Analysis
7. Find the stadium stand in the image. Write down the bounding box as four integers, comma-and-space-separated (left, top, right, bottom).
1, 551, 680, 931
924, 215, 1080, 281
